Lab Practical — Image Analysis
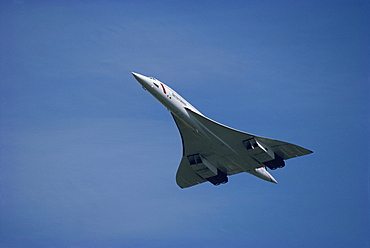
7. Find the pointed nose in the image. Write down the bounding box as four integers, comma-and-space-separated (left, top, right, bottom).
132, 72, 150, 89
131, 72, 145, 83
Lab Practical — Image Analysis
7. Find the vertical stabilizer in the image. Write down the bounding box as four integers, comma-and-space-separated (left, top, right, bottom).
249, 167, 278, 184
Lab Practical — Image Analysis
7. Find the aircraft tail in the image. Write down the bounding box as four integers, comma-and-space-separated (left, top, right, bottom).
249, 167, 278, 184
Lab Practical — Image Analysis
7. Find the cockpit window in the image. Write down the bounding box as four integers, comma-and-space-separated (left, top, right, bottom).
153, 82, 159, 88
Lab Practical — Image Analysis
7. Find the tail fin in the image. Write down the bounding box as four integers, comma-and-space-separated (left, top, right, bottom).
249, 167, 278, 184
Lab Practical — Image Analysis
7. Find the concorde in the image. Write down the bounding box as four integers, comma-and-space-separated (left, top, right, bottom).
132, 72, 312, 188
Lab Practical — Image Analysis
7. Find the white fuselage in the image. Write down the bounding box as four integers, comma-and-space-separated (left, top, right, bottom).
132, 72, 203, 130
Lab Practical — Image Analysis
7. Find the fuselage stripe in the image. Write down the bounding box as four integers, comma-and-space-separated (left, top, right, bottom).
160, 83, 167, 94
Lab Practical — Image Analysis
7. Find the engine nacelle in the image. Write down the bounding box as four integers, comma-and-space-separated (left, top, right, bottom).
187, 154, 228, 185
243, 138, 285, 170
263, 154, 285, 170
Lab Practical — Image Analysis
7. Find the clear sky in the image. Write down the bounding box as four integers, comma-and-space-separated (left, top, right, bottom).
0, 0, 369, 247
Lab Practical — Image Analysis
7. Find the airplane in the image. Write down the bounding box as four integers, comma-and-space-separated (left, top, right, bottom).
132, 72, 312, 188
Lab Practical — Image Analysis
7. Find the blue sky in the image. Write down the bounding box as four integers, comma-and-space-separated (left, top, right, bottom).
0, 0, 369, 247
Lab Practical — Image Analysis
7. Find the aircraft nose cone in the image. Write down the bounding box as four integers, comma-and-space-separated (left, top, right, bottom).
131, 72, 143, 81
131, 72, 148, 87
